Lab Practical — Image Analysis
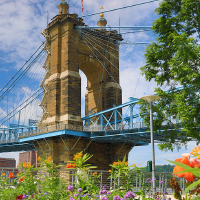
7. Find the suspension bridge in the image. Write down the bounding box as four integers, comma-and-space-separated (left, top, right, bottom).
0, 0, 186, 169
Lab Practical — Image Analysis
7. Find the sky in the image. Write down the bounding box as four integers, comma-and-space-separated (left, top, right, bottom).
0, 0, 198, 167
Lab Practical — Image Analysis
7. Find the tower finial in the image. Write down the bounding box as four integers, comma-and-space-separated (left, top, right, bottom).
97, 6, 107, 28
100, 6, 104, 18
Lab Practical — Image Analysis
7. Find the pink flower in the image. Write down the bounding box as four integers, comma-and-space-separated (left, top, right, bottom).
181, 153, 190, 158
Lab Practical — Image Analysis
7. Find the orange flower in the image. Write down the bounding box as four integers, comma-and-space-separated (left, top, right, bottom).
45, 157, 52, 163
132, 164, 136, 167
1, 173, 6, 176
189, 158, 200, 168
23, 163, 26, 167
23, 162, 31, 168
19, 177, 25, 182
17, 172, 21, 177
112, 162, 118, 166
191, 146, 200, 156
8, 172, 15, 179
27, 162, 31, 168
73, 152, 83, 160
92, 172, 97, 176
173, 157, 195, 182
37, 156, 41, 161
108, 170, 111, 172
66, 163, 76, 169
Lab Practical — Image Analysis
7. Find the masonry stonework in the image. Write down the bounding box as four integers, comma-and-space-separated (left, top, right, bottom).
34, 138, 132, 170
36, 1, 131, 169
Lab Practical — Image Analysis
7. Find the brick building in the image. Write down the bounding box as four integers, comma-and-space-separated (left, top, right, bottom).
19, 151, 38, 167
0, 158, 16, 168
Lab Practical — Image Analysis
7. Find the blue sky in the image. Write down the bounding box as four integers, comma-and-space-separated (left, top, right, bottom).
0, 0, 197, 166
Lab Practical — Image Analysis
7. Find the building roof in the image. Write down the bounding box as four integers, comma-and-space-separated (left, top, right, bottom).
98, 18, 107, 22
58, 1, 68, 5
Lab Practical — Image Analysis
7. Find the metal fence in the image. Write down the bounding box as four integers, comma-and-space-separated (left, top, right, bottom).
0, 168, 186, 194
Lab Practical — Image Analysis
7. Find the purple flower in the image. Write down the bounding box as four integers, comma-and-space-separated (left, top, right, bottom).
107, 191, 111, 195
164, 188, 168, 194
125, 191, 135, 198
113, 195, 121, 200
154, 178, 156, 181
67, 185, 73, 191
159, 181, 164, 184
102, 197, 108, 200
78, 188, 82, 193
102, 190, 107, 194
74, 193, 78, 197
70, 197, 75, 200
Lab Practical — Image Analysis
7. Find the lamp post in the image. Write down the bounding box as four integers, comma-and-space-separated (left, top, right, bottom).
141, 95, 160, 190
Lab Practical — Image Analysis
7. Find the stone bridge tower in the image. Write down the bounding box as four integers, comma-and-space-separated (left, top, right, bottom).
36, 0, 132, 170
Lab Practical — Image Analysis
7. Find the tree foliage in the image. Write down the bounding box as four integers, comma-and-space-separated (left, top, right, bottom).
140, 0, 200, 151
143, 164, 175, 173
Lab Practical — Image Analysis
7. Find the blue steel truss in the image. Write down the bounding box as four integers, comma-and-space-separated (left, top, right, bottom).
0, 85, 188, 153
82, 97, 140, 130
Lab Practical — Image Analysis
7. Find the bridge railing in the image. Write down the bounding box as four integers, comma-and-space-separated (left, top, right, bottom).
83, 122, 147, 132
17, 122, 147, 139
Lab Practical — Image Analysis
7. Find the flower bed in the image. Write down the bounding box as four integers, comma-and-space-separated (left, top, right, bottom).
0, 147, 200, 199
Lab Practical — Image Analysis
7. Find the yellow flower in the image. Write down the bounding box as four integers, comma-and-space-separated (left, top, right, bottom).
108, 170, 111, 172
17, 172, 21, 176
1, 173, 6, 176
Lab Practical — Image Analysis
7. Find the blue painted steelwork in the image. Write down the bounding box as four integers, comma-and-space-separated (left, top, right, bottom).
82, 98, 139, 120
0, 86, 188, 153
82, 97, 139, 130
19, 129, 90, 143
29, 119, 38, 126
0, 142, 35, 153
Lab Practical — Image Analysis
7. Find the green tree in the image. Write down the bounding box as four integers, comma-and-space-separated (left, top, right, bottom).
140, 0, 200, 151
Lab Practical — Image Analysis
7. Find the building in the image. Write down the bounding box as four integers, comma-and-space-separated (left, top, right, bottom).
0, 158, 16, 168
19, 151, 38, 167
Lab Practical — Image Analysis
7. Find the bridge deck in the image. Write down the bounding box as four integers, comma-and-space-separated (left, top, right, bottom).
0, 121, 184, 152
